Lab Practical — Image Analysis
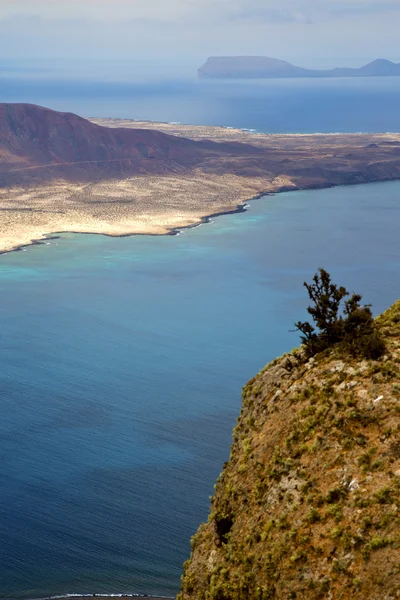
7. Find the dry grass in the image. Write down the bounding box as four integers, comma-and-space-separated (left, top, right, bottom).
179, 300, 400, 600
0, 173, 279, 253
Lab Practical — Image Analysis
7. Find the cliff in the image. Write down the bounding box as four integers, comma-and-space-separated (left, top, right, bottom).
178, 300, 400, 599
198, 57, 400, 79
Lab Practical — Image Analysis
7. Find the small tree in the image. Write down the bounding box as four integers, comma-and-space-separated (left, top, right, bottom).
295, 268, 385, 359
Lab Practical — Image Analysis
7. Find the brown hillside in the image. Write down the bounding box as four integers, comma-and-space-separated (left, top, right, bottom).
179, 300, 400, 600
0, 103, 263, 186
2, 104, 400, 191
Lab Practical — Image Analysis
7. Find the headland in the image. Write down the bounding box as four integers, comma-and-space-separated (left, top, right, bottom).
179, 299, 400, 599
1, 104, 400, 254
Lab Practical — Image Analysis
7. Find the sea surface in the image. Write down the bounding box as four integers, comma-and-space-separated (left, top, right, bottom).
0, 180, 400, 599
1, 61, 400, 133
1, 64, 400, 598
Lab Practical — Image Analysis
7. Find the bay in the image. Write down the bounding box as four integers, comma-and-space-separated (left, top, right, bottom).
0, 180, 399, 598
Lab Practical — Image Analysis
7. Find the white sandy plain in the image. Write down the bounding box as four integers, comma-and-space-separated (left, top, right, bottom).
1, 119, 399, 254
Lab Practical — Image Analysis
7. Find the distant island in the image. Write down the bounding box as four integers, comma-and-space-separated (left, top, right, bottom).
1, 103, 400, 254
198, 56, 400, 79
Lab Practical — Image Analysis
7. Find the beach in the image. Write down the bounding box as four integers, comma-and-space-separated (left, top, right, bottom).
0, 172, 275, 254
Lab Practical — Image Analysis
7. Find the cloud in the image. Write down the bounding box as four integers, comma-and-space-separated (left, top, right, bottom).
327, 1, 400, 17
231, 0, 400, 22
0, 0, 399, 63
1, 0, 399, 27
0, 0, 190, 23
224, 8, 311, 25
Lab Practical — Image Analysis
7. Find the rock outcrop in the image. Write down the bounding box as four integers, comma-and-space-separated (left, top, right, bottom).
179, 301, 400, 599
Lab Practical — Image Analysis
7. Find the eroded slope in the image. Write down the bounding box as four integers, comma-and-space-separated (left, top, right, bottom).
179, 301, 400, 600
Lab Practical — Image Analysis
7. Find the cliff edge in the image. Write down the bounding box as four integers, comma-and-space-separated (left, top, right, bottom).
178, 300, 400, 599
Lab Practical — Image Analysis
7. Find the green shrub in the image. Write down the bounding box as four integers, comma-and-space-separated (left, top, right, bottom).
307, 508, 322, 524
294, 268, 385, 359
375, 487, 393, 504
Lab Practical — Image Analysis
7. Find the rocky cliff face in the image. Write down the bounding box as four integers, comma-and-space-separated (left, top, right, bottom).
178, 301, 400, 600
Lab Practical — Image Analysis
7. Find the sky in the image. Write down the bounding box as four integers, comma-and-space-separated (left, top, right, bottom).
0, 0, 399, 68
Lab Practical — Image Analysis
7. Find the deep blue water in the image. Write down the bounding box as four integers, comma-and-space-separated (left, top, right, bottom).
2, 68, 400, 133
1, 63, 400, 597
0, 180, 400, 599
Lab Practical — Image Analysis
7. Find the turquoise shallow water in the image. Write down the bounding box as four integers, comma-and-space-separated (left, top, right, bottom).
0, 181, 399, 599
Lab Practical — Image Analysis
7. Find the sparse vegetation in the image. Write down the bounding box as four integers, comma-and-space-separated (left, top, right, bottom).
178, 299, 400, 600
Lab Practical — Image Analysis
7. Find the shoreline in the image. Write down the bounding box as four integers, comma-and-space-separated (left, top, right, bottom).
2, 175, 400, 257
1, 118, 400, 257
0, 193, 266, 256
1, 175, 399, 258
0, 170, 279, 256
89, 117, 400, 138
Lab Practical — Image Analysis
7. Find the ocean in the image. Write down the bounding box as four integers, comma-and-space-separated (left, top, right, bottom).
2, 63, 400, 132
0, 68, 400, 599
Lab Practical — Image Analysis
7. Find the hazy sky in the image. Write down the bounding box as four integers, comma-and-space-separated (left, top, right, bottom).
0, 0, 399, 66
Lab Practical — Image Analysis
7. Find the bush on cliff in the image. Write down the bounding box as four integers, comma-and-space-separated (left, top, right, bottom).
295, 268, 385, 359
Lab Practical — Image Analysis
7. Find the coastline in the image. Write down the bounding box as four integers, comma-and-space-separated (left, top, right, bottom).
0, 176, 276, 255
88, 117, 399, 142
0, 200, 255, 255
1, 176, 400, 257
1, 119, 400, 256
3, 174, 400, 257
